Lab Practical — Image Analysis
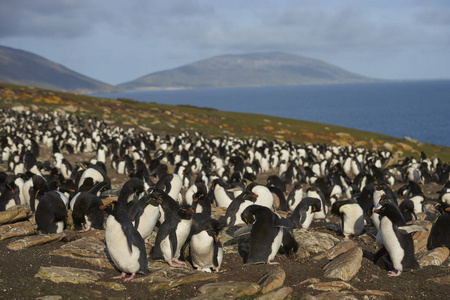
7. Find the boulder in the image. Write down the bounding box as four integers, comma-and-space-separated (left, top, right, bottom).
0, 220, 36, 240
308, 281, 356, 292
258, 267, 286, 294
7, 232, 66, 250
323, 247, 363, 282
294, 229, 340, 259
35, 266, 104, 284
190, 281, 261, 299
148, 272, 219, 292
326, 240, 357, 260
0, 205, 32, 225
254, 287, 293, 300
49, 236, 113, 269
418, 247, 450, 267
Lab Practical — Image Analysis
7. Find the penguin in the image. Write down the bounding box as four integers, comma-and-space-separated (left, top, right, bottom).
189, 214, 223, 273
191, 186, 212, 216
277, 216, 299, 258
0, 175, 22, 211
290, 197, 321, 229
427, 202, 450, 250
100, 201, 148, 282
398, 199, 418, 222
210, 179, 234, 208
247, 182, 273, 210
373, 201, 422, 277
117, 178, 145, 211
71, 188, 106, 232
331, 199, 364, 239
241, 204, 284, 264
155, 173, 183, 204
372, 181, 398, 230
225, 190, 259, 226
287, 182, 303, 212
128, 192, 161, 244
20, 175, 48, 212
70, 181, 109, 212
306, 184, 328, 220
35, 191, 68, 234
150, 204, 194, 267
77, 163, 111, 191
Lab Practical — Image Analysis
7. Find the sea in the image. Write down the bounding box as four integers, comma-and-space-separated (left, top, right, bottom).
93, 80, 450, 147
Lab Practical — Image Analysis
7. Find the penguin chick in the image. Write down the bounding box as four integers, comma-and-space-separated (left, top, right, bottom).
100, 201, 148, 282
72, 192, 105, 232
241, 204, 284, 265
427, 202, 450, 250
35, 191, 68, 234
290, 197, 321, 229
150, 204, 194, 267
331, 199, 364, 239
189, 214, 223, 273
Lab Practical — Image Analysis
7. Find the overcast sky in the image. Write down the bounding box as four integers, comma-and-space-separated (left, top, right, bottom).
1, 0, 449, 85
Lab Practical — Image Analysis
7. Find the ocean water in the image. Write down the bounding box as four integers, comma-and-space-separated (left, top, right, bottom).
93, 80, 450, 147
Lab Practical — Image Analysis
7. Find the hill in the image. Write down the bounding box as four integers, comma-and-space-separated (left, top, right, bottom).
1, 82, 449, 161
117, 52, 377, 91
0, 45, 118, 94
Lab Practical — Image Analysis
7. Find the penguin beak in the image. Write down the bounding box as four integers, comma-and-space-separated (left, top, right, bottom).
373, 209, 380, 214
188, 208, 194, 214
445, 207, 450, 212
252, 194, 258, 199
214, 234, 219, 243
99, 205, 107, 210
193, 198, 199, 203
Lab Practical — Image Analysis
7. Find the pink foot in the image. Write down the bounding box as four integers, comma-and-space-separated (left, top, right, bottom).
387, 270, 401, 277
173, 258, 187, 266
343, 236, 350, 240
168, 260, 186, 268
214, 268, 220, 273
267, 260, 279, 265
123, 273, 136, 282
78, 226, 91, 233
113, 272, 126, 280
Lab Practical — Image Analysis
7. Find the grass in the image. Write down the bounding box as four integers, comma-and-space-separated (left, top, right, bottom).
1, 82, 449, 162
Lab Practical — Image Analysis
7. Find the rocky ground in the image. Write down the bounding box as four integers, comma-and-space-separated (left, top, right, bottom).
1, 144, 450, 300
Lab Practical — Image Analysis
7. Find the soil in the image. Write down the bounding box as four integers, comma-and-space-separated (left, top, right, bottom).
1, 142, 450, 300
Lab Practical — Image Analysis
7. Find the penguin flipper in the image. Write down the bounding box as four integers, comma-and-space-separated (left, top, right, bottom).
121, 223, 143, 253
398, 225, 428, 234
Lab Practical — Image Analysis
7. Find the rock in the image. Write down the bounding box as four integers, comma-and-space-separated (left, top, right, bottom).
326, 241, 357, 261
428, 275, 450, 284
412, 220, 432, 254
95, 281, 126, 291
49, 236, 113, 269
299, 278, 320, 285
353, 290, 393, 297
323, 247, 363, 282
308, 281, 356, 292
258, 267, 286, 294
7, 232, 66, 250
294, 229, 340, 259
35, 266, 104, 284
148, 272, 218, 292
190, 281, 261, 299
133, 275, 171, 284
0, 205, 32, 225
254, 287, 293, 300
357, 233, 375, 245
0, 220, 36, 240
309, 291, 358, 300
35, 296, 63, 300
418, 247, 450, 267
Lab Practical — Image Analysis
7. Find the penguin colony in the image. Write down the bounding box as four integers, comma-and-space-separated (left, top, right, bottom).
1, 108, 450, 282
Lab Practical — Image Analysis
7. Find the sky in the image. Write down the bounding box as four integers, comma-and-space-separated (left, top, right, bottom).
0, 0, 449, 85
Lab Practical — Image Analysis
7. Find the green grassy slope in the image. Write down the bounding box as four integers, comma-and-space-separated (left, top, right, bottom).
1, 82, 449, 161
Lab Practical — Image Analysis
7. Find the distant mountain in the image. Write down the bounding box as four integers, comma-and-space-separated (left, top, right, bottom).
0, 45, 118, 94
117, 52, 377, 91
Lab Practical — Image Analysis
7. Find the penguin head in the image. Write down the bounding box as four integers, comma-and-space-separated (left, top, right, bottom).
193, 190, 206, 203
379, 194, 394, 206
146, 192, 163, 206
99, 201, 123, 215
176, 204, 194, 220
374, 182, 387, 191
203, 219, 223, 242
373, 202, 399, 218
